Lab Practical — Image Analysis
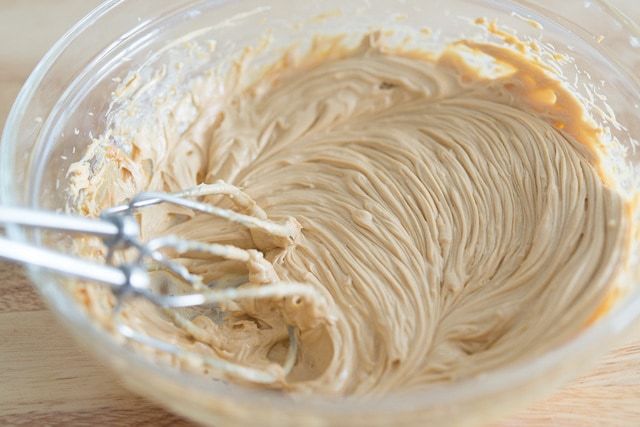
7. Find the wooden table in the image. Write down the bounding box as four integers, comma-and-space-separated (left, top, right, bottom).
1, 1, 639, 425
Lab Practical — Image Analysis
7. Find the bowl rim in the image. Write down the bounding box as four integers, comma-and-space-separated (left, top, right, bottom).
2, 0, 640, 416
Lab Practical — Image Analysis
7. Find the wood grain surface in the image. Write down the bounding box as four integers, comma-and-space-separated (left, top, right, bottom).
0, 1, 639, 426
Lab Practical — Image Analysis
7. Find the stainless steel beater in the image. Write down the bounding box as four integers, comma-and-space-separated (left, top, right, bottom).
0, 182, 322, 384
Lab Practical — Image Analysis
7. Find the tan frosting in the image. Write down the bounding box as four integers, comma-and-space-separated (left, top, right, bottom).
67, 32, 630, 396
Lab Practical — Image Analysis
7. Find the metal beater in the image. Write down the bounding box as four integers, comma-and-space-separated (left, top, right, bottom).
0, 182, 325, 384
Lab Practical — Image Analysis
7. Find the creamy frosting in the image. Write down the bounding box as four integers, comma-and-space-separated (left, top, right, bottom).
67, 32, 630, 396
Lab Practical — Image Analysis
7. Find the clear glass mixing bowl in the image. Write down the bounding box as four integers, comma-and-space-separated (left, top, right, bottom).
2, 1, 640, 425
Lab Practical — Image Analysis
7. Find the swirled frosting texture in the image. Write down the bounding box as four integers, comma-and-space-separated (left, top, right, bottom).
69, 34, 630, 396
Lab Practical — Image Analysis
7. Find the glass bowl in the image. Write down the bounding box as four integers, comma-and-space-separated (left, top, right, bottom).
2, 0, 640, 425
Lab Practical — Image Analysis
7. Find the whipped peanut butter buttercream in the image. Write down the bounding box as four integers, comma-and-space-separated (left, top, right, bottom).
67, 32, 631, 396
